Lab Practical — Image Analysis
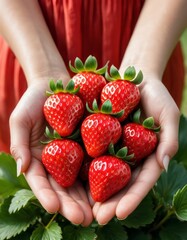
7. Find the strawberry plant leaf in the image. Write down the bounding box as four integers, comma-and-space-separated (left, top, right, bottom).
127, 229, 152, 240
30, 222, 62, 240
0, 153, 30, 199
96, 220, 128, 240
154, 160, 187, 204
63, 225, 96, 240
174, 114, 187, 167
9, 189, 35, 214
173, 184, 187, 221
159, 219, 187, 240
0, 197, 38, 240
121, 194, 155, 228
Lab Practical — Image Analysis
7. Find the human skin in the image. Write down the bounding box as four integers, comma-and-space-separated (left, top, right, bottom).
0, 0, 187, 226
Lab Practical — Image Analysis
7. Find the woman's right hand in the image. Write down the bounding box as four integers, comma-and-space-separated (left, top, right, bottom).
9, 80, 93, 226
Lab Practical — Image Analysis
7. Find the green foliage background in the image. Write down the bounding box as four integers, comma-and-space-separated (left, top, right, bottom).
0, 114, 187, 240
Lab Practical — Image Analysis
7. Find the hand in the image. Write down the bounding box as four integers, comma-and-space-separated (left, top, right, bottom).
9, 81, 93, 226
92, 77, 180, 225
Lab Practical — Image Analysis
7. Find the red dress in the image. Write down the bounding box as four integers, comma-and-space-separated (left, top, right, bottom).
0, 0, 185, 152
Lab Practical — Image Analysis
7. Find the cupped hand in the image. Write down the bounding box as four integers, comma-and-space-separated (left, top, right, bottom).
92, 77, 180, 225
9, 81, 93, 226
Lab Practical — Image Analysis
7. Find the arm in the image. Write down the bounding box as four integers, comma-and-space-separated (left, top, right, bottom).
120, 0, 187, 168
0, 0, 93, 226
93, 0, 187, 224
0, 0, 69, 85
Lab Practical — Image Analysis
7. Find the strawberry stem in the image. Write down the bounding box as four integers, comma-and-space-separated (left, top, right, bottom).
69, 55, 108, 75
106, 65, 143, 85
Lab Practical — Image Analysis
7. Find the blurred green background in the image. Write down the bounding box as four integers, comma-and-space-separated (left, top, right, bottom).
181, 29, 187, 116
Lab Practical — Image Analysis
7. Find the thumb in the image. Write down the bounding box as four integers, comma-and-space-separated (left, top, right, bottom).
156, 108, 180, 171
9, 113, 31, 176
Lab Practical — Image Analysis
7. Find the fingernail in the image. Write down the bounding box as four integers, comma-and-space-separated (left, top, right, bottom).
163, 155, 170, 172
97, 221, 108, 226
117, 216, 127, 221
16, 158, 22, 177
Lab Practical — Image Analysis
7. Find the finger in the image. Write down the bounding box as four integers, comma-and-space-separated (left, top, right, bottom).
67, 181, 93, 226
9, 112, 31, 174
49, 178, 93, 226
116, 154, 162, 220
93, 166, 141, 225
156, 105, 180, 171
24, 159, 60, 213
93, 190, 126, 225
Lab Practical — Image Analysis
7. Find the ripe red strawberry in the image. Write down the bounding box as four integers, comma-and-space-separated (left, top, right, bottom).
89, 155, 131, 202
81, 100, 123, 158
79, 152, 93, 181
101, 65, 143, 122
69, 55, 107, 108
42, 139, 84, 187
43, 79, 84, 137
122, 109, 160, 164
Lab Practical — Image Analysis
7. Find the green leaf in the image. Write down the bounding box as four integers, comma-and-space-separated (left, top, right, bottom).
0, 153, 30, 199
49, 80, 56, 92
75, 57, 85, 72
143, 117, 154, 129
123, 66, 136, 80
116, 147, 128, 158
63, 225, 96, 240
56, 79, 64, 91
159, 219, 187, 240
121, 194, 155, 228
109, 65, 121, 79
9, 189, 35, 214
127, 229, 152, 240
65, 79, 75, 92
101, 99, 112, 113
173, 184, 187, 221
0, 198, 38, 240
154, 160, 187, 205
131, 70, 143, 84
31, 222, 62, 240
174, 115, 187, 166
95, 62, 108, 75
96, 220, 128, 240
84, 55, 97, 71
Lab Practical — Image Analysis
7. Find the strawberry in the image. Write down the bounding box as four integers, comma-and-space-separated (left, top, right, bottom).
43, 79, 84, 137
122, 109, 160, 164
42, 138, 84, 187
89, 154, 131, 202
79, 152, 93, 181
81, 100, 123, 158
100, 65, 143, 122
69, 55, 107, 108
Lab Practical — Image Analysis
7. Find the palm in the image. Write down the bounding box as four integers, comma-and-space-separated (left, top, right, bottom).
10, 83, 93, 226
92, 78, 179, 225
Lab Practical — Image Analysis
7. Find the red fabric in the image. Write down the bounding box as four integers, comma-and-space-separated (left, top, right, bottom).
0, 0, 185, 152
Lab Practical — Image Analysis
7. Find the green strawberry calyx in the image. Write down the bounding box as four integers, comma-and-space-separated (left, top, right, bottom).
132, 109, 161, 132
86, 99, 124, 118
105, 65, 143, 85
46, 79, 80, 96
108, 143, 134, 163
69, 55, 108, 75
41, 126, 81, 144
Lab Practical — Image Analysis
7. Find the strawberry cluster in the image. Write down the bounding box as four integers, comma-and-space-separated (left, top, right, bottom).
42, 55, 160, 202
